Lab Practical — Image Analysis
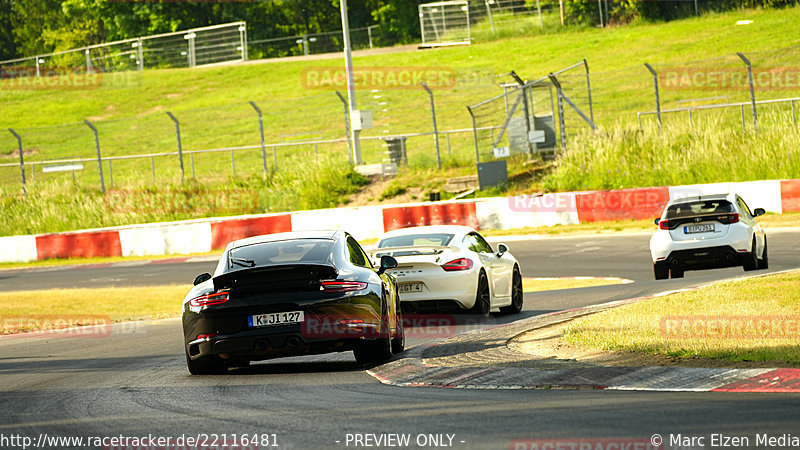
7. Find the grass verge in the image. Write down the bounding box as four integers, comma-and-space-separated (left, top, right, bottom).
0, 277, 623, 335
562, 271, 800, 364
522, 277, 631, 292
1, 157, 370, 236
0, 285, 188, 334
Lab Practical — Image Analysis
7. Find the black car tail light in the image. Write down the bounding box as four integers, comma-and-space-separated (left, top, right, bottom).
441, 258, 473, 271
320, 281, 368, 293
658, 219, 671, 230
717, 213, 740, 224
189, 292, 229, 307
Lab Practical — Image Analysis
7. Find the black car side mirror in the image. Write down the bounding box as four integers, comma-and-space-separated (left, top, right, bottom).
377, 255, 398, 275
193, 273, 212, 286
496, 243, 509, 256
753, 208, 766, 217
654, 218, 661, 226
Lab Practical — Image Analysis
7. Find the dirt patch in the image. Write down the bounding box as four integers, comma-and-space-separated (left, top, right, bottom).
86, 104, 116, 122
509, 320, 799, 369
342, 175, 425, 207
137, 105, 165, 117
1, 148, 38, 159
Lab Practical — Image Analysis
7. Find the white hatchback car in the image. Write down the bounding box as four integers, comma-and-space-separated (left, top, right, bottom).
650, 193, 768, 280
369, 225, 523, 316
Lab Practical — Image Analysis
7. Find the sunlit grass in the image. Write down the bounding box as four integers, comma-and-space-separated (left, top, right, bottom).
563, 271, 800, 364
0, 285, 189, 334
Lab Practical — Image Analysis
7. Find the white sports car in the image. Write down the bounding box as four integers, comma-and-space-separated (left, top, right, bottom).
650, 193, 768, 280
369, 225, 523, 316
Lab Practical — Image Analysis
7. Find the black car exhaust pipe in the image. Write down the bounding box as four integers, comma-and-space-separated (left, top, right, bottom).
286, 337, 301, 348
255, 339, 270, 351
725, 252, 734, 261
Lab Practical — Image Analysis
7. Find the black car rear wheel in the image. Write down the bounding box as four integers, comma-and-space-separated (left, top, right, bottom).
391, 315, 405, 354
470, 271, 491, 317
500, 267, 523, 314
354, 314, 393, 365
743, 237, 759, 271
654, 262, 669, 280
185, 352, 227, 375
757, 237, 769, 270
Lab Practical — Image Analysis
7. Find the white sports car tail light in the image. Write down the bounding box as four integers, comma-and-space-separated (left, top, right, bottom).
441, 258, 473, 271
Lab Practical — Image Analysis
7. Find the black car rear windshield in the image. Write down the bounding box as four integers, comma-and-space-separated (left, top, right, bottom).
378, 233, 455, 248
227, 239, 334, 271
665, 200, 734, 219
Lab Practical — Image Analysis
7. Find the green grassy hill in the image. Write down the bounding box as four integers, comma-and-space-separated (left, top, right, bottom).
2, 6, 800, 236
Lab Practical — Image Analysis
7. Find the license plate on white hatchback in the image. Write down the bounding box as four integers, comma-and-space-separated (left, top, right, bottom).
684, 224, 715, 234
248, 311, 304, 328
399, 283, 423, 293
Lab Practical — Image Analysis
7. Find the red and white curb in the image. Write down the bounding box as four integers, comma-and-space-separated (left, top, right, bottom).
368, 273, 800, 393
2, 178, 799, 263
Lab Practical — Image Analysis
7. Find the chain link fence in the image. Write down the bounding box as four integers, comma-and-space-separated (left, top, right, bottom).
0, 22, 247, 78
466, 44, 800, 160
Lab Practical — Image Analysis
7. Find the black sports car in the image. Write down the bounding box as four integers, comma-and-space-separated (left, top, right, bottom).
182, 230, 404, 374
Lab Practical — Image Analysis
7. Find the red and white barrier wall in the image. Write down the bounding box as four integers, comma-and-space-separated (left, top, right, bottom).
2, 179, 799, 263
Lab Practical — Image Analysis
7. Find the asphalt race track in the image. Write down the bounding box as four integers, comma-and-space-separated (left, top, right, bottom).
1, 230, 799, 449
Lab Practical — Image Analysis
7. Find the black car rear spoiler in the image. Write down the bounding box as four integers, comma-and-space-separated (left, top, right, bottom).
213, 264, 339, 292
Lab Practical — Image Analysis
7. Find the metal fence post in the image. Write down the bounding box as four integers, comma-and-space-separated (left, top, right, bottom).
367, 25, 377, 49
583, 59, 595, 128
335, 91, 354, 165
420, 82, 441, 169
644, 63, 661, 128
548, 74, 567, 152
272, 146, 278, 172
190, 153, 196, 178
740, 105, 746, 132
467, 106, 481, 164
85, 49, 93, 73
166, 112, 185, 181
597, 0, 604, 27
484, 1, 496, 34
792, 100, 797, 125
136, 38, 144, 70
737, 52, 758, 135
249, 101, 268, 176
185, 32, 197, 68
8, 128, 26, 195
238, 24, 248, 62
151, 156, 156, 183
84, 120, 105, 193
537, 0, 543, 29
511, 71, 534, 156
